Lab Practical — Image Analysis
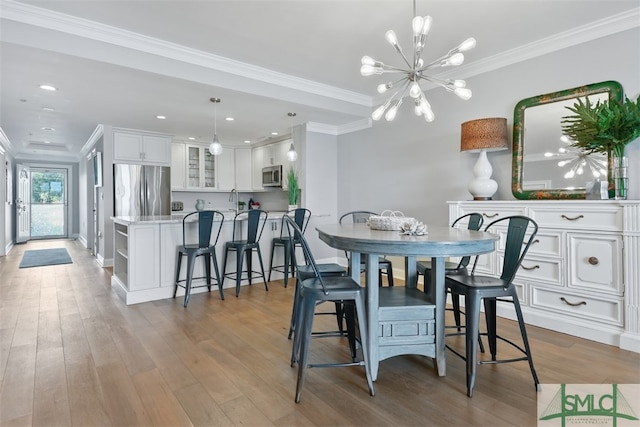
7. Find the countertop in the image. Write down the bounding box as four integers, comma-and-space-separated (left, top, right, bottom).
111, 210, 300, 225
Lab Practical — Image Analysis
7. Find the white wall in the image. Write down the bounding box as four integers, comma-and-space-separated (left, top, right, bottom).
337, 27, 640, 227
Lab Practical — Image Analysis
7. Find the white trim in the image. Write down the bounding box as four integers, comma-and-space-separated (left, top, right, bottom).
80, 124, 104, 159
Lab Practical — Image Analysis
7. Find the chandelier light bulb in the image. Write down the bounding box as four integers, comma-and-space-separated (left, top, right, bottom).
412, 16, 424, 36
454, 87, 472, 100
385, 105, 398, 121
385, 30, 398, 47
457, 37, 477, 52
414, 102, 422, 116
372, 103, 387, 121
361, 55, 376, 66
558, 147, 567, 153
443, 52, 465, 66
558, 160, 568, 167
544, 152, 554, 157
409, 81, 422, 98
377, 83, 389, 93
360, 64, 383, 76
421, 16, 432, 36
424, 109, 435, 122
565, 170, 575, 179
453, 79, 466, 88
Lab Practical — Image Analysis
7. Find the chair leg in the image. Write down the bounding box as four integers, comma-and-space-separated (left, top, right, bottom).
353, 294, 375, 397
221, 248, 229, 288
483, 298, 498, 361
386, 263, 394, 287
211, 252, 224, 300
451, 292, 462, 331
343, 303, 357, 361
290, 290, 306, 367
174, 251, 182, 298
511, 290, 539, 389
235, 249, 244, 297
267, 241, 276, 283
184, 253, 197, 307
335, 302, 344, 335
255, 247, 269, 292
294, 296, 316, 403
282, 242, 290, 288
288, 277, 301, 339
246, 249, 253, 286
465, 291, 482, 397
204, 253, 212, 292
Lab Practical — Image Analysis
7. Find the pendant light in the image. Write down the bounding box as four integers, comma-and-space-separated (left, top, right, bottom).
209, 97, 223, 156
286, 112, 298, 162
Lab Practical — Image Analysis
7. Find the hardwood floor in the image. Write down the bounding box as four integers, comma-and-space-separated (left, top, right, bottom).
1, 239, 638, 426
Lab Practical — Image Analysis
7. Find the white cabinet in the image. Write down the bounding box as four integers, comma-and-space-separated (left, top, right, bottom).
113, 222, 160, 293
217, 149, 236, 191
251, 140, 292, 190
235, 148, 253, 191
448, 200, 640, 352
113, 129, 171, 165
186, 144, 216, 190
171, 143, 186, 190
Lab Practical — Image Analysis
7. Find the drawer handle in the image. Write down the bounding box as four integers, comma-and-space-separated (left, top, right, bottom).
521, 264, 540, 271
561, 214, 584, 221
560, 297, 587, 307
524, 239, 540, 246
483, 213, 499, 218
588, 256, 599, 266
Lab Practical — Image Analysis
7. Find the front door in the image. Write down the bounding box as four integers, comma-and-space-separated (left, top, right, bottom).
16, 164, 30, 243
30, 168, 68, 239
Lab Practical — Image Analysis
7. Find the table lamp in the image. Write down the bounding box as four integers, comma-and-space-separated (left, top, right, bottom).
460, 117, 509, 200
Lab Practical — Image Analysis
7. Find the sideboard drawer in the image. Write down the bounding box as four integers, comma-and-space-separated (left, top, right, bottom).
531, 286, 623, 326
568, 234, 622, 295
502, 254, 562, 285
529, 207, 622, 231
459, 206, 525, 224
497, 231, 561, 257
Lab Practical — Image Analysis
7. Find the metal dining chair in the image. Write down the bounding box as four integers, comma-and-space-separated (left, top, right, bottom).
221, 209, 269, 297
268, 208, 311, 288
174, 210, 225, 307
339, 210, 394, 286
417, 212, 484, 329
284, 215, 374, 403
444, 215, 540, 397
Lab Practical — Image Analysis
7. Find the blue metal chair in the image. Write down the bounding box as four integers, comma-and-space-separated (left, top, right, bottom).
417, 212, 484, 329
445, 215, 540, 397
174, 210, 225, 307
268, 208, 311, 288
339, 210, 394, 286
221, 209, 269, 297
283, 215, 374, 403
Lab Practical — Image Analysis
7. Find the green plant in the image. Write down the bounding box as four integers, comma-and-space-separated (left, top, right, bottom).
287, 167, 299, 205
561, 95, 640, 159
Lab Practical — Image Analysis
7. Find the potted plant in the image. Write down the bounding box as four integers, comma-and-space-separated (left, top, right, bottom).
287, 167, 299, 210
561, 95, 640, 199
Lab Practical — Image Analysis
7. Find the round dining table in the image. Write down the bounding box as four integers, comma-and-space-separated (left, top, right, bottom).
316, 223, 498, 381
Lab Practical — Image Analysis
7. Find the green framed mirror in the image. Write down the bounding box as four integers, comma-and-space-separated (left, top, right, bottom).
512, 80, 623, 199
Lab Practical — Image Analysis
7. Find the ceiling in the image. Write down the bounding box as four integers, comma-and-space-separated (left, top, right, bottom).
1, 0, 638, 161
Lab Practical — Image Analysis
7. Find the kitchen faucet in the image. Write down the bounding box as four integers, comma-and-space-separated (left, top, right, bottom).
229, 188, 238, 215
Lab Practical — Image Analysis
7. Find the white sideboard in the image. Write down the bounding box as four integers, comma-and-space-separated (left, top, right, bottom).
448, 200, 640, 353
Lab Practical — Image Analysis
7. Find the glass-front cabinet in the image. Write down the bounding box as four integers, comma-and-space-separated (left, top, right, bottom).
186, 144, 216, 189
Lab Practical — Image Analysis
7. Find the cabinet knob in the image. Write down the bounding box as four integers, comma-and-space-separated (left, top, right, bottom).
588, 256, 599, 265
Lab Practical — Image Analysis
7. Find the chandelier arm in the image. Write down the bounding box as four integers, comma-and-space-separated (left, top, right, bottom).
393, 44, 413, 69
420, 75, 453, 92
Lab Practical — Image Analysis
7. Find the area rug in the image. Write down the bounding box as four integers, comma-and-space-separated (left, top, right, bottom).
19, 248, 73, 268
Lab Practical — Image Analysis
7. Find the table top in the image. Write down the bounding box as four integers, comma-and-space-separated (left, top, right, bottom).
316, 223, 498, 257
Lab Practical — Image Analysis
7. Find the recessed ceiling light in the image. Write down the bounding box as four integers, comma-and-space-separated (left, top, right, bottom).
41, 127, 55, 131
188, 137, 196, 140
244, 140, 251, 144
225, 117, 234, 121
39, 84, 57, 91
42, 107, 55, 112
271, 132, 278, 136
43, 140, 51, 144
156, 115, 166, 120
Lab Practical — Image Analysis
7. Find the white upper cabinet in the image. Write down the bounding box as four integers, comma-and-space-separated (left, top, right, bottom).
171, 143, 186, 190
113, 129, 171, 165
234, 148, 253, 191
217, 148, 235, 191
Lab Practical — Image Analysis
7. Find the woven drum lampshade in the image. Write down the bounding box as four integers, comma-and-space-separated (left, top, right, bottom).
460, 118, 509, 152
460, 117, 509, 200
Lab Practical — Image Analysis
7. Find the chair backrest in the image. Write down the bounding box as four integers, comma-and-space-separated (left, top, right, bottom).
231, 209, 268, 243
182, 210, 225, 248
339, 210, 377, 225
280, 208, 311, 238
283, 215, 328, 295
473, 215, 538, 285
452, 212, 484, 269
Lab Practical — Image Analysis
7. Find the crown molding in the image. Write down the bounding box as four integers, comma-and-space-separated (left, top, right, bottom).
0, 127, 13, 156
80, 124, 104, 159
0, 0, 371, 107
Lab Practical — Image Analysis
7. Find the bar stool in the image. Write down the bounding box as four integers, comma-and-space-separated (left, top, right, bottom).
283, 216, 374, 403
174, 210, 225, 307
221, 209, 269, 297
268, 208, 311, 288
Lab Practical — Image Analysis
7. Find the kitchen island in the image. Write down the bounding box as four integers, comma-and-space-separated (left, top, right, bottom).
111, 211, 294, 305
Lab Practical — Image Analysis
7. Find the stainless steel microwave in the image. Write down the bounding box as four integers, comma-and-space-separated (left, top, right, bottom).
262, 165, 282, 187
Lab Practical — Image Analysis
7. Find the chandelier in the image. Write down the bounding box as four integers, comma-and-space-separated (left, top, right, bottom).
545, 136, 607, 180
209, 97, 223, 156
360, 1, 476, 122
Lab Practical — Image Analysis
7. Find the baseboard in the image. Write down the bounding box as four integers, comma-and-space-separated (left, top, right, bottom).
77, 235, 88, 248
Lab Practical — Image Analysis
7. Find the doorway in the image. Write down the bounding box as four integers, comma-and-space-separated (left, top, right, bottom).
17, 165, 68, 241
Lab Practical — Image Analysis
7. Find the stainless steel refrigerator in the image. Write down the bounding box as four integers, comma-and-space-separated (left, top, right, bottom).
114, 164, 171, 216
